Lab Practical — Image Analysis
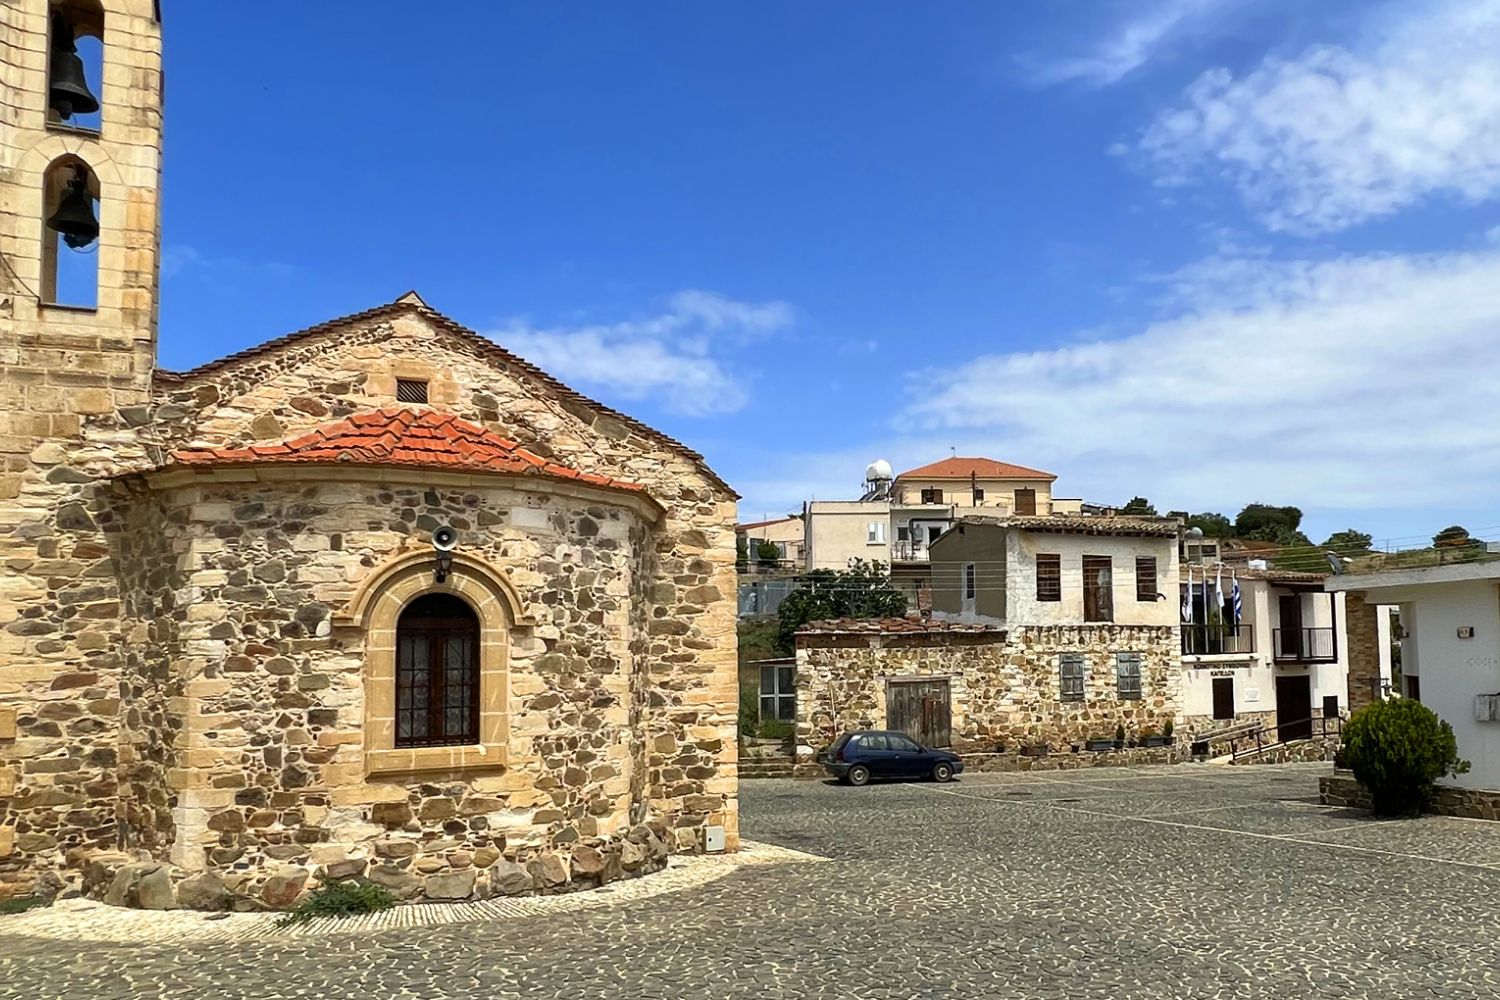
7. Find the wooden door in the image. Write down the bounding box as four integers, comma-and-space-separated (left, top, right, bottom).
1013, 488, 1037, 515
1212, 676, 1235, 721
887, 679, 952, 748
1275, 674, 1312, 741
1278, 594, 1303, 659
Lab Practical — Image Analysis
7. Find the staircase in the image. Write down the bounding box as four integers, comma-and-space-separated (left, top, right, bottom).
1228, 716, 1343, 765
739, 759, 800, 779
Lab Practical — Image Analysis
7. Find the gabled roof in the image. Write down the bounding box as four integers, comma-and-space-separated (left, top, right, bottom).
170, 407, 648, 497
896, 457, 1056, 481
737, 515, 801, 531
152, 293, 734, 496
939, 514, 1179, 540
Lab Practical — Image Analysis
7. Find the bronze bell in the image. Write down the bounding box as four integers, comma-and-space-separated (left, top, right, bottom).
47, 169, 99, 249
48, 13, 100, 121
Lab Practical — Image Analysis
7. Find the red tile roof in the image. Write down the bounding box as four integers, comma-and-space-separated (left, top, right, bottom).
171, 407, 648, 495
151, 293, 734, 498
897, 457, 1056, 481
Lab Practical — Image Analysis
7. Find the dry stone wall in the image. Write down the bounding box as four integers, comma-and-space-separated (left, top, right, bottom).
795, 623, 1180, 756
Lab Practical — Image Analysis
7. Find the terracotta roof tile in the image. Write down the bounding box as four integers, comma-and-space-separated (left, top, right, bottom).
171, 407, 649, 496
797, 616, 1006, 635
897, 457, 1056, 481
151, 295, 735, 497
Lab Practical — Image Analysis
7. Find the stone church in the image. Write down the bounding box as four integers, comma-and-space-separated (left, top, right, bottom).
0, 1, 739, 908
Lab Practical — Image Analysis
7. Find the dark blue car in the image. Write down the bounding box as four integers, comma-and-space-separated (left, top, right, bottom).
818, 730, 964, 786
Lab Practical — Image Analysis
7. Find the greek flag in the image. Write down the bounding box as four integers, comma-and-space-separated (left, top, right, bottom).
1182, 567, 1193, 623
1231, 571, 1242, 626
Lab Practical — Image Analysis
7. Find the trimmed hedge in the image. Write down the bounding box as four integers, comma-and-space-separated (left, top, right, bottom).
1342, 699, 1469, 816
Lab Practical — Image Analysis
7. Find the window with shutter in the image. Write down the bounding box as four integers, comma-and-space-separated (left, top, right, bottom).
1115, 652, 1142, 700
1036, 554, 1062, 602
1135, 556, 1157, 602
1059, 653, 1085, 702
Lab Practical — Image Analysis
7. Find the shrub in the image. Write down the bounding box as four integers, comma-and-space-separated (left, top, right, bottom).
759, 718, 795, 741
0, 896, 47, 916
1342, 699, 1470, 816
738, 685, 759, 740
274, 880, 396, 928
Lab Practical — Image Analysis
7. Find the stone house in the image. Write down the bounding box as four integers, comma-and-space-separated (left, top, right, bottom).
1, 0, 737, 908
792, 516, 1184, 758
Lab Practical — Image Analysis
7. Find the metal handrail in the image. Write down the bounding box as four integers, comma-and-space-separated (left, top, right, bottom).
1272, 626, 1337, 662
1181, 623, 1255, 655
1229, 714, 1342, 760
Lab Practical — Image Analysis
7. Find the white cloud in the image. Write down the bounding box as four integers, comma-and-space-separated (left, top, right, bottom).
733, 248, 1500, 520
1137, 0, 1500, 232
897, 248, 1500, 511
491, 290, 794, 417
1030, 0, 1237, 87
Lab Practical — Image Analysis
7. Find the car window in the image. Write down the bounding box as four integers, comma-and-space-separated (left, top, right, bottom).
887, 735, 921, 753
829, 733, 852, 752
859, 733, 888, 751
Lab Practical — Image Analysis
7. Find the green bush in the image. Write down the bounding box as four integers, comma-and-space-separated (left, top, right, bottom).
274, 880, 396, 928
0, 896, 47, 916
1342, 699, 1470, 816
738, 682, 759, 740
758, 718, 795, 741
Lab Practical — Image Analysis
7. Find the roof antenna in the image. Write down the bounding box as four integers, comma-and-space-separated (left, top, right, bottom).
950, 445, 956, 458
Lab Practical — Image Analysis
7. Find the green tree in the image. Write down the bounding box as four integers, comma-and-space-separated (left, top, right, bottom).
1234, 503, 1305, 543
1342, 699, 1469, 816
1321, 529, 1373, 556
735, 536, 749, 571
775, 560, 907, 654
755, 540, 781, 564
1185, 511, 1233, 537
1121, 496, 1157, 515
1433, 524, 1472, 548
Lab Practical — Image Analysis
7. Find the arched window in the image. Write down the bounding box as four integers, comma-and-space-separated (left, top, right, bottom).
395, 593, 480, 747
41, 156, 100, 307
47, 2, 104, 133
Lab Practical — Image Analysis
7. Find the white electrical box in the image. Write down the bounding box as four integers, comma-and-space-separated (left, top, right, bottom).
704, 825, 726, 853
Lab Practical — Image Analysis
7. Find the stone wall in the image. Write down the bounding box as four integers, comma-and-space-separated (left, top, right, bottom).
1320, 772, 1500, 821
1344, 594, 1382, 714
794, 623, 1180, 756
1, 302, 741, 901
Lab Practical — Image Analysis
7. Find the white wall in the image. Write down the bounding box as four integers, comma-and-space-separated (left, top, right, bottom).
1006, 531, 1178, 626
804, 500, 891, 570
1393, 581, 1500, 790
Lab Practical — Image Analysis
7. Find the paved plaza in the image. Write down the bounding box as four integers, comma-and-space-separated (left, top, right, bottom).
6, 762, 1500, 999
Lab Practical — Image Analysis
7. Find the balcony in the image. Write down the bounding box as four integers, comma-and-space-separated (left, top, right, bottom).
891, 540, 929, 562
1273, 627, 1337, 663
1181, 623, 1255, 656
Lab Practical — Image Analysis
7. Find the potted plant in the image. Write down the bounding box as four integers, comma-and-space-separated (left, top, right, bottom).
1020, 741, 1051, 757
1084, 735, 1116, 752
1140, 726, 1171, 749
1114, 723, 1126, 750
1163, 718, 1175, 747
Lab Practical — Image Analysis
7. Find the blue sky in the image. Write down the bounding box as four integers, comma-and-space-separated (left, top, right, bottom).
158, 1, 1500, 549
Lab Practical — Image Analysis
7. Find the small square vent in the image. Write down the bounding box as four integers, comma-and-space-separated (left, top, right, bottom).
396, 378, 429, 404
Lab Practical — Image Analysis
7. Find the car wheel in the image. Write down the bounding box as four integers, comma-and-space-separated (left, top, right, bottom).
847, 764, 871, 787
932, 762, 954, 783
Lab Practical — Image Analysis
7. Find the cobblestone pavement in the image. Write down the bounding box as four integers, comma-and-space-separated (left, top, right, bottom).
7, 762, 1500, 999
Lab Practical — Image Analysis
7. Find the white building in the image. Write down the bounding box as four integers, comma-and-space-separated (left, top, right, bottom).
1326, 561, 1500, 792
1178, 565, 1350, 736
927, 515, 1180, 627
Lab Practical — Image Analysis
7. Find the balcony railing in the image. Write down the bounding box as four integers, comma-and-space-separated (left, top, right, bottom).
891, 541, 930, 562
1181, 623, 1255, 656
1272, 626, 1337, 663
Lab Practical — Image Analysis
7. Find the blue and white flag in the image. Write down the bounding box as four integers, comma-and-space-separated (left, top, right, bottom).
1231, 571, 1242, 626
1182, 567, 1193, 623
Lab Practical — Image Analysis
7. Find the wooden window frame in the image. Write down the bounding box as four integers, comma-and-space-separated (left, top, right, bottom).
395, 595, 480, 748
1059, 653, 1085, 702
1083, 555, 1114, 623
920, 487, 943, 504
1036, 553, 1062, 602
1135, 556, 1157, 603
1115, 652, 1142, 700
963, 562, 976, 601
1013, 487, 1037, 516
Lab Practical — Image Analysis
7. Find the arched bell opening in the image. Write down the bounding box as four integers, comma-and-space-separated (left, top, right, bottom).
47, 1, 105, 133
41, 155, 101, 307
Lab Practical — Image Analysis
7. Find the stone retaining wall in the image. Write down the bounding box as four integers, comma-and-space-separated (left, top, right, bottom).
73, 821, 672, 911
794, 623, 1181, 759
1319, 772, 1500, 821
1230, 736, 1340, 766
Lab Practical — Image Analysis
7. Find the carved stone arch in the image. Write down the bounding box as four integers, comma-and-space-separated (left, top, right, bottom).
345, 548, 531, 776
